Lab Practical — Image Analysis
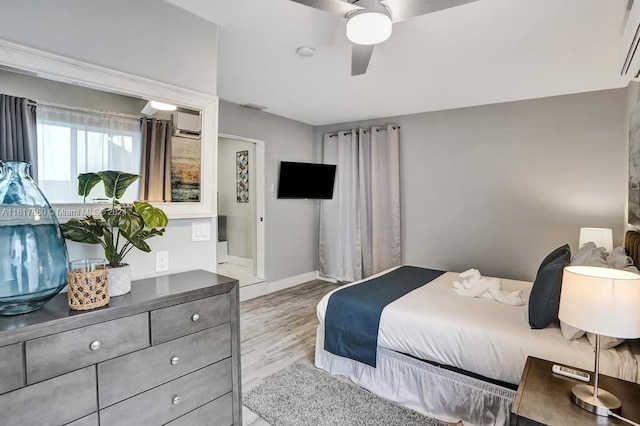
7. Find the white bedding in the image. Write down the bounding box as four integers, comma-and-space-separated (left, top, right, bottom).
317, 266, 638, 385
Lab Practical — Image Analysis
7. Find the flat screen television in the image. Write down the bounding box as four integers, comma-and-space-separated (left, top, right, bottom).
277, 161, 337, 199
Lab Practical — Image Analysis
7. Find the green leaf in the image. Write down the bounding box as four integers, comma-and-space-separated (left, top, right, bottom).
101, 205, 144, 237
60, 217, 106, 244
102, 228, 116, 264
97, 171, 140, 200
77, 173, 101, 198
133, 202, 169, 228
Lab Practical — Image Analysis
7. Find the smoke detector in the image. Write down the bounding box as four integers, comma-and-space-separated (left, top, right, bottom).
296, 46, 316, 57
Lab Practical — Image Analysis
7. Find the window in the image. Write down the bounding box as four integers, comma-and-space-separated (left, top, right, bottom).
36, 106, 142, 203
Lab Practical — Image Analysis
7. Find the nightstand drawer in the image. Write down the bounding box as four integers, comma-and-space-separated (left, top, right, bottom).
99, 358, 232, 426
26, 313, 149, 383
98, 323, 231, 407
150, 294, 230, 344
0, 366, 96, 426
0, 343, 24, 394
166, 393, 233, 426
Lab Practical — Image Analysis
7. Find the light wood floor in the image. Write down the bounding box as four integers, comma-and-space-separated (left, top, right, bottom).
240, 279, 340, 426
239, 280, 460, 426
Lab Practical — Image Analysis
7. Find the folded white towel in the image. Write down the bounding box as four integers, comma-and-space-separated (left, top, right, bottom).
452, 269, 526, 306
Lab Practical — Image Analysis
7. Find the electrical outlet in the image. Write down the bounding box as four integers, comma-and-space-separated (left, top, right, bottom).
156, 251, 169, 272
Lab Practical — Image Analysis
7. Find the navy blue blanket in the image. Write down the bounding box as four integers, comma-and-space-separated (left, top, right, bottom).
324, 266, 446, 367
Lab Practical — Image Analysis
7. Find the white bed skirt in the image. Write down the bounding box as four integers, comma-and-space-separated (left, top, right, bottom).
315, 324, 516, 426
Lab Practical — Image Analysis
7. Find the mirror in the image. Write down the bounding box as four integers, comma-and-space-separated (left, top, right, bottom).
0, 39, 217, 219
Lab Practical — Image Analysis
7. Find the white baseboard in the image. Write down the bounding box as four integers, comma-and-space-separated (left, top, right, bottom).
226, 255, 253, 268
240, 271, 319, 302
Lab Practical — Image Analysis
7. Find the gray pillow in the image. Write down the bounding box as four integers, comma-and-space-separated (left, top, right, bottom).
529, 256, 568, 329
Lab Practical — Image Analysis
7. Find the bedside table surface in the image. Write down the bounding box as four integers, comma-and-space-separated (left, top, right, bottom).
511, 357, 640, 426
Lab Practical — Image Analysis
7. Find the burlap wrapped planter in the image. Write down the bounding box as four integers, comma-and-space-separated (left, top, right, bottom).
67, 268, 110, 311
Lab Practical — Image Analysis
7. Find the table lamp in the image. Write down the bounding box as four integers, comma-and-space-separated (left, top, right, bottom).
578, 228, 613, 252
559, 266, 640, 416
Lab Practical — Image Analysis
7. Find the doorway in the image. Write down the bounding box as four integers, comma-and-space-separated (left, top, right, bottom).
217, 134, 265, 286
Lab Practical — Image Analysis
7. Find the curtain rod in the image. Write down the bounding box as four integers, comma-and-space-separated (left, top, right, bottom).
325, 125, 400, 138
26, 100, 144, 121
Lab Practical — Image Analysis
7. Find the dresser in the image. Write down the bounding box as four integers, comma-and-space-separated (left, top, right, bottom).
0, 270, 241, 426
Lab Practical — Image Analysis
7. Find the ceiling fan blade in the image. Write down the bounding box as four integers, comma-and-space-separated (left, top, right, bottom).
290, 0, 363, 18
380, 0, 479, 23
352, 44, 375, 76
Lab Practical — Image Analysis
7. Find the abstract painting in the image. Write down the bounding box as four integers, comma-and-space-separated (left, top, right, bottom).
171, 136, 201, 202
237, 150, 249, 203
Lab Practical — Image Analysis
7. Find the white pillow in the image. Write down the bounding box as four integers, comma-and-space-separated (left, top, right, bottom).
586, 333, 625, 350
570, 242, 607, 267
606, 246, 634, 269
562, 244, 631, 345
560, 321, 585, 341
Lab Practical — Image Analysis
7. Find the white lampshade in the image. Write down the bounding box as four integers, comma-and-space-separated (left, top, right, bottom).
559, 266, 640, 338
346, 12, 392, 45
578, 227, 613, 252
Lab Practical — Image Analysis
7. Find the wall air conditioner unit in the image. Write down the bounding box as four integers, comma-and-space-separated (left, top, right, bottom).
622, 0, 640, 78
173, 111, 201, 139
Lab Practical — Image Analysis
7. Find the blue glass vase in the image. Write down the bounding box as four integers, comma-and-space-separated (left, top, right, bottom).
0, 161, 69, 315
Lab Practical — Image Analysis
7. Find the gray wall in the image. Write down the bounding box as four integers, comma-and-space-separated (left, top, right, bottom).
0, 0, 219, 280
0, 0, 217, 95
219, 101, 318, 282
0, 69, 147, 114
316, 89, 628, 281
218, 137, 255, 260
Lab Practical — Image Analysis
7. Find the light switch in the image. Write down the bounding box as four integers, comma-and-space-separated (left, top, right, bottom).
192, 222, 211, 242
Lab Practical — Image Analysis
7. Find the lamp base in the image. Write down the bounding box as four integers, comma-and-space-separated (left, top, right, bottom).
571, 384, 621, 416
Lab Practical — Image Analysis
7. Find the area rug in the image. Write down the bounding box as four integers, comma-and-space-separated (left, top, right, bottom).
243, 362, 446, 426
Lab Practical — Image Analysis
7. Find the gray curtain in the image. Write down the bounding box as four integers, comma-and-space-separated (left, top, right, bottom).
139, 118, 172, 201
0, 94, 37, 181
319, 124, 401, 281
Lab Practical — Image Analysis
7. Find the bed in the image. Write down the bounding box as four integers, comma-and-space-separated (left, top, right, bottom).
314, 232, 640, 426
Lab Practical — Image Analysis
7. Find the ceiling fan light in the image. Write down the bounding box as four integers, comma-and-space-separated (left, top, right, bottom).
149, 100, 177, 111
346, 12, 392, 45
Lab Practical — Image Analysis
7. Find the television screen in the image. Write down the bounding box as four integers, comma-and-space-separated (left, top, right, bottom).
277, 161, 337, 199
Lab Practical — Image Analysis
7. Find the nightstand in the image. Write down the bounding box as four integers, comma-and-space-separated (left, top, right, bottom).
511, 357, 640, 425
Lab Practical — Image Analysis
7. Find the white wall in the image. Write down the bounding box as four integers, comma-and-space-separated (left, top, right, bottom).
219, 101, 318, 282
0, 0, 217, 96
218, 137, 255, 260
0, 0, 219, 280
316, 89, 628, 281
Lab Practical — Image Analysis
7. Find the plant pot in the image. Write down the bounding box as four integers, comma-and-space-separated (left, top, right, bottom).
107, 264, 131, 297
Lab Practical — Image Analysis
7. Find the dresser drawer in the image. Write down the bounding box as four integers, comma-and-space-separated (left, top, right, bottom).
98, 323, 231, 407
0, 342, 24, 394
166, 393, 233, 426
66, 412, 99, 426
151, 294, 230, 344
0, 366, 96, 425
26, 313, 149, 384
100, 358, 232, 426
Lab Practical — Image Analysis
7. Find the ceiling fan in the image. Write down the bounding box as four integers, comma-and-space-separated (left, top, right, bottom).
291, 0, 479, 76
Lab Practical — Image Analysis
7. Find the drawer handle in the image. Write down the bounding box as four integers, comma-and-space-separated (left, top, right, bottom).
170, 356, 180, 365
172, 396, 181, 405
191, 313, 200, 322
89, 340, 101, 351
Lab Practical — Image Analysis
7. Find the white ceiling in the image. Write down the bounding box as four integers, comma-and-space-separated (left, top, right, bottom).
168, 0, 630, 126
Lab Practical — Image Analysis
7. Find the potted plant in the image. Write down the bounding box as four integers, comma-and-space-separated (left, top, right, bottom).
60, 171, 168, 296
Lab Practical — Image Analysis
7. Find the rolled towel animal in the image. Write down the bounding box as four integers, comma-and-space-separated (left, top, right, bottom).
452, 269, 526, 306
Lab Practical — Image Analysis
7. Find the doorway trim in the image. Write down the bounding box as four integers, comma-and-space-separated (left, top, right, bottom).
219, 133, 266, 280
